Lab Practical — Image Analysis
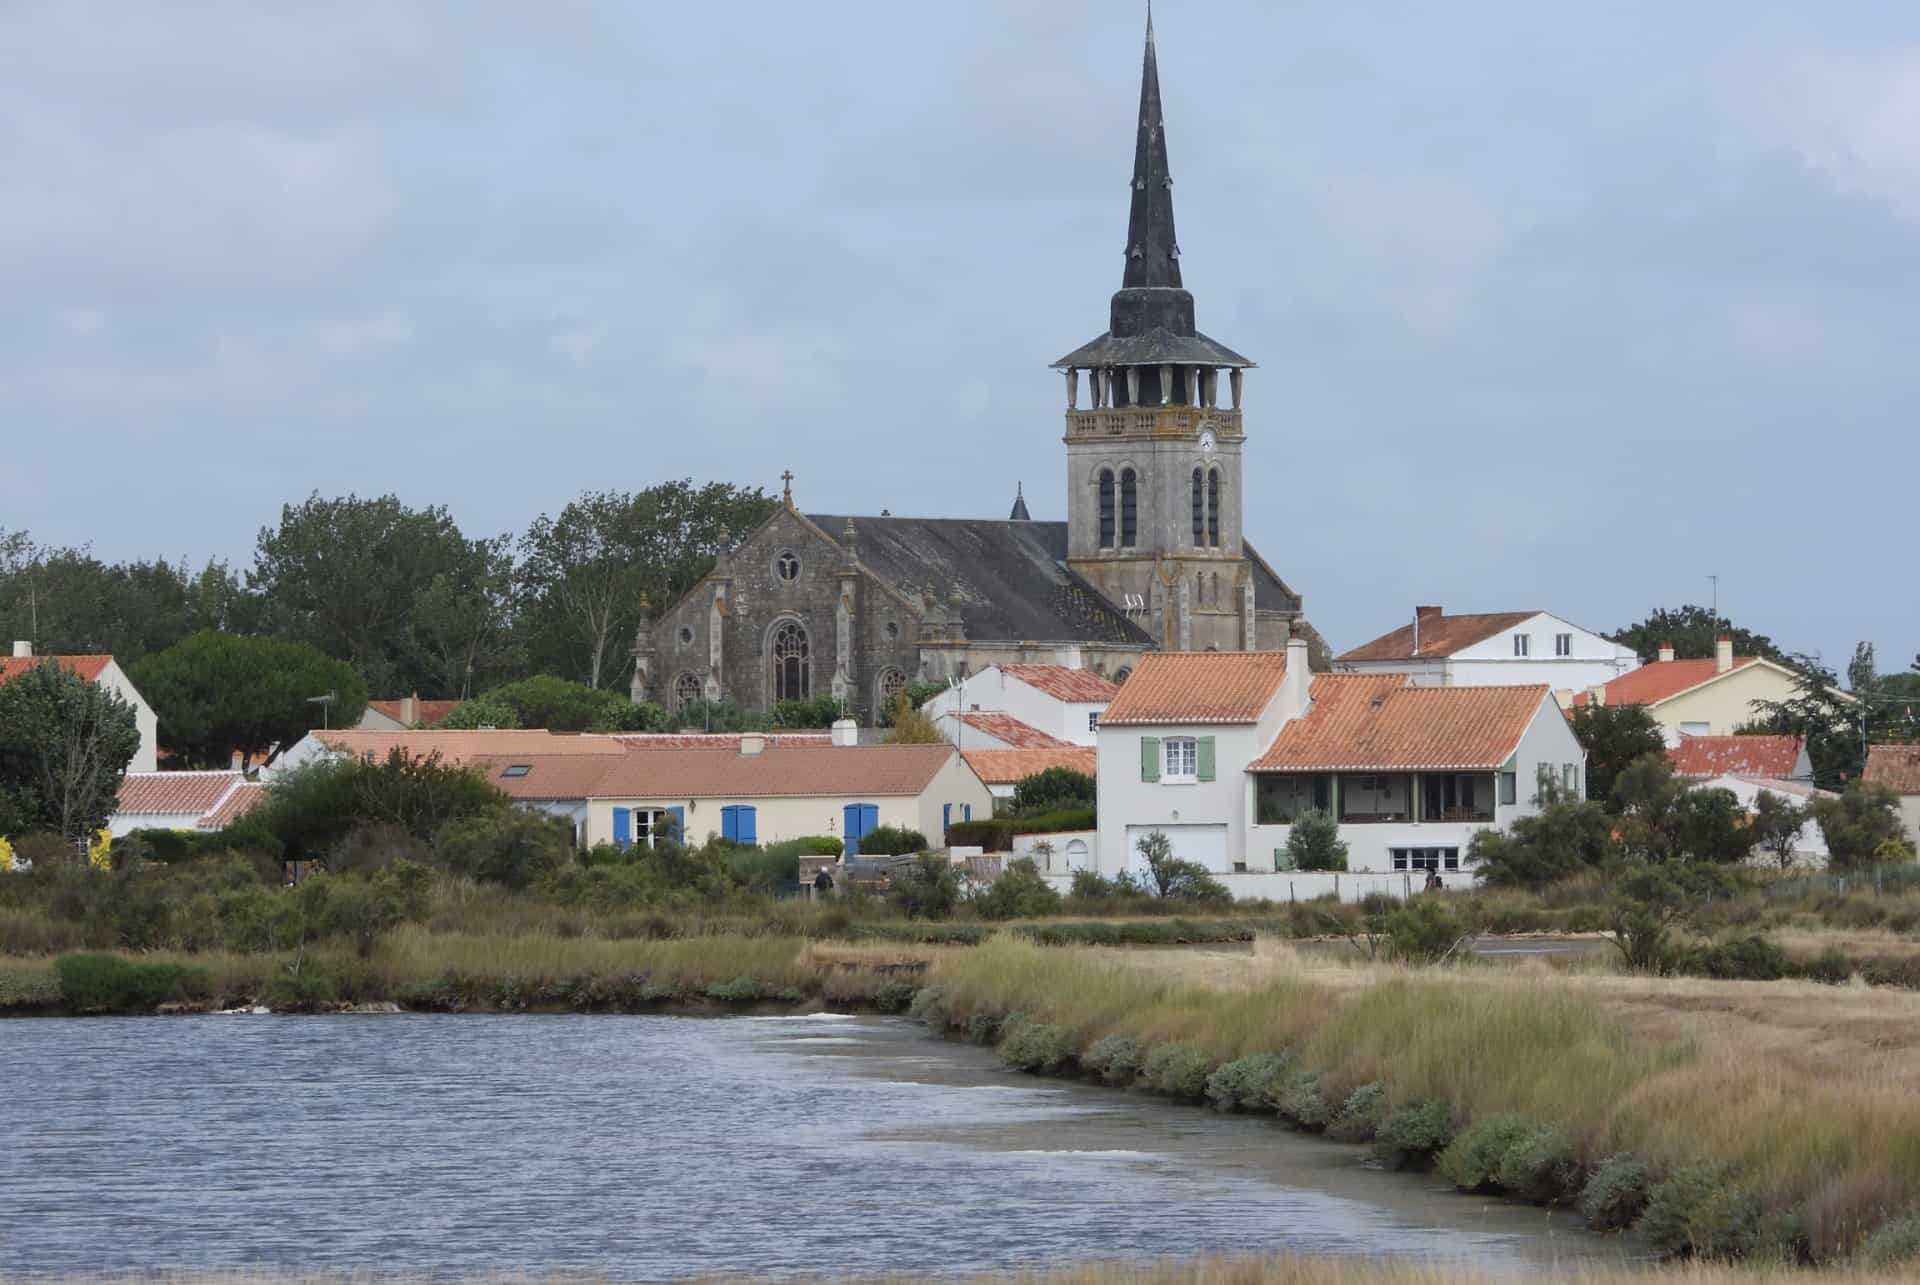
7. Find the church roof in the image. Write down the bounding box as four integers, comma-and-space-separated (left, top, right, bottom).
1009, 484, 1031, 521
806, 515, 1153, 647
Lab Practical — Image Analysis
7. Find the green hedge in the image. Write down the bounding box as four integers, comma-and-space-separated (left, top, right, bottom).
948, 807, 1095, 852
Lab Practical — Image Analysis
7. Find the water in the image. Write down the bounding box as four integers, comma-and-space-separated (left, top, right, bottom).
0, 1013, 1623, 1279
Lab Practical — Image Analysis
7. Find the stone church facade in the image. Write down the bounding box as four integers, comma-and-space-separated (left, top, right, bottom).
632, 15, 1315, 722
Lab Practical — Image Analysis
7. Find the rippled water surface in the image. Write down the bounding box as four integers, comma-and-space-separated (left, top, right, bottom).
1, 1013, 1619, 1278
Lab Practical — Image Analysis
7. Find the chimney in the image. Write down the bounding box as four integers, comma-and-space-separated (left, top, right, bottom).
1587, 685, 1606, 708
1280, 635, 1312, 719
830, 718, 858, 748
11, 641, 29, 659
1715, 634, 1733, 675
230, 751, 245, 771
1657, 641, 1675, 663
739, 732, 766, 757
401, 692, 418, 725
1413, 606, 1442, 657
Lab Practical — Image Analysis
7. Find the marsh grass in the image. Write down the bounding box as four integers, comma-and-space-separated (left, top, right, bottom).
952, 1255, 1920, 1284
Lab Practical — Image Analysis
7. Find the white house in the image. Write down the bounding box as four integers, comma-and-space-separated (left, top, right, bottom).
1096, 639, 1584, 897
1571, 638, 1817, 738
1692, 774, 1834, 868
924, 663, 1118, 749
1336, 607, 1639, 699
1865, 745, 1920, 853
5, 642, 160, 772
110, 771, 267, 837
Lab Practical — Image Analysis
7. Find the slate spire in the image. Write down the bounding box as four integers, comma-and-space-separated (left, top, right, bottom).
1124, 6, 1181, 291
1008, 482, 1031, 521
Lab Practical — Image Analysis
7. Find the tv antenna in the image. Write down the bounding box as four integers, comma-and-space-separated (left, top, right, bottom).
306, 690, 338, 730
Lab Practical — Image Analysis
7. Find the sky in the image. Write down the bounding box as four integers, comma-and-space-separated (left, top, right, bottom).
2, 0, 1916, 673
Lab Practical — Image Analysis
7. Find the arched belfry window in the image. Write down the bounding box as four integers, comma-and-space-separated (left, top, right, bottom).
771, 619, 810, 701
1120, 468, 1138, 548
1207, 468, 1222, 548
1097, 469, 1116, 548
1191, 467, 1205, 545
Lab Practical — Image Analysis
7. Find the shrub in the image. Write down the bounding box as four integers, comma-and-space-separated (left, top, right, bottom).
1673, 933, 1792, 982
1141, 1042, 1214, 1099
54, 953, 211, 1012
705, 975, 766, 1002
1325, 1081, 1388, 1142
1204, 1052, 1293, 1112
950, 808, 1097, 852
1804, 1172, 1906, 1263
1437, 1115, 1538, 1193
1385, 897, 1468, 964
260, 750, 508, 859
1800, 949, 1853, 985
974, 858, 1063, 920
1274, 1068, 1333, 1129
1372, 1099, 1454, 1170
858, 825, 928, 857
907, 985, 949, 1026
1640, 1165, 1764, 1259
1860, 1212, 1920, 1266
1494, 1122, 1581, 1204
889, 852, 963, 920
871, 978, 919, 1012
434, 810, 574, 890
996, 1017, 1078, 1073
770, 696, 843, 729
1287, 810, 1348, 872
1082, 1034, 1143, 1085
964, 1011, 1005, 1045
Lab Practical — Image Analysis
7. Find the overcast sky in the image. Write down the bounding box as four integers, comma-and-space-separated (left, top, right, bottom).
3, 1, 1915, 671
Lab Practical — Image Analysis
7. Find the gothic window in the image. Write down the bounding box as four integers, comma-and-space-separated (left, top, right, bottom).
771, 619, 810, 700
1191, 467, 1205, 545
1097, 469, 1116, 548
673, 672, 702, 710
876, 666, 907, 712
775, 551, 800, 582
1120, 468, 1138, 548
1207, 468, 1222, 547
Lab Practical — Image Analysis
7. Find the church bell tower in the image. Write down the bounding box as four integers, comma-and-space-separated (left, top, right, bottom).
1053, 11, 1256, 652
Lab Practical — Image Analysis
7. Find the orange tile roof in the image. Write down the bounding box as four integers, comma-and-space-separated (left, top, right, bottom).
1099, 651, 1291, 726
117, 771, 245, 815
472, 754, 630, 801
1668, 735, 1804, 780
1865, 744, 1920, 795
313, 729, 627, 764
588, 744, 961, 800
961, 747, 1099, 786
609, 733, 832, 748
1252, 675, 1554, 772
1000, 664, 1120, 702
1338, 612, 1536, 661
198, 781, 269, 830
0, 654, 114, 683
1571, 656, 1759, 707
955, 712, 1073, 749
365, 698, 465, 726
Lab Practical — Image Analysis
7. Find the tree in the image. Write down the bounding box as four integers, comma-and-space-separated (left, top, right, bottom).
1612, 754, 1751, 865
1811, 780, 1914, 872
131, 632, 368, 768
434, 810, 574, 890
973, 857, 1063, 920
408, 540, 521, 700
883, 691, 943, 744
1136, 829, 1233, 902
1749, 792, 1809, 872
0, 660, 141, 840
1468, 796, 1616, 888
1010, 767, 1096, 817
440, 674, 662, 733
251, 493, 505, 696
1285, 809, 1348, 872
516, 481, 776, 687
1609, 605, 1788, 665
257, 750, 509, 860
1747, 655, 1863, 787
1567, 704, 1667, 808
0, 531, 250, 666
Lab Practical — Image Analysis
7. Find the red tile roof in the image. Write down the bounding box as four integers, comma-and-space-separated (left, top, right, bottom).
1252, 675, 1554, 772
1000, 664, 1120, 703
608, 733, 832, 748
1337, 612, 1536, 661
1668, 735, 1804, 780
1571, 657, 1760, 707
1865, 744, 1920, 795
198, 782, 269, 830
1099, 651, 1291, 726
961, 747, 1099, 786
588, 744, 961, 799
0, 654, 114, 683
364, 698, 465, 727
117, 771, 245, 816
474, 754, 631, 801
955, 712, 1073, 749
313, 729, 627, 764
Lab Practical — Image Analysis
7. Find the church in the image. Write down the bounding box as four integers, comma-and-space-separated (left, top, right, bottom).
632, 15, 1317, 722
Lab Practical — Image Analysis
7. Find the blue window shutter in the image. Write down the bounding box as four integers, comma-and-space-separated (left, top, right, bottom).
667, 806, 685, 843
612, 807, 632, 849
963, 803, 971, 821
864, 804, 878, 833
1197, 736, 1217, 783
739, 805, 757, 844
943, 803, 951, 839
719, 806, 734, 842
844, 803, 861, 856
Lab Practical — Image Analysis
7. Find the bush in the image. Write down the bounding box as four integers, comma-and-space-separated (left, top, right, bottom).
1010, 767, 1096, 817
858, 824, 928, 857
1579, 1154, 1651, 1233
1286, 810, 1348, 872
434, 811, 574, 890
996, 1017, 1078, 1073
1437, 1115, 1538, 1193
54, 953, 211, 1012
1325, 1081, 1388, 1142
259, 750, 508, 859
950, 808, 1098, 852
770, 696, 843, 729
1640, 1165, 1764, 1259
974, 858, 1063, 920
1372, 1099, 1455, 1169
1673, 933, 1792, 981
705, 975, 766, 1002
443, 674, 664, 733
1495, 1122, 1581, 1204
1205, 1052, 1293, 1113
1141, 1042, 1214, 1099
1860, 1213, 1920, 1266
964, 1011, 1006, 1045
1274, 1068, 1333, 1129
1800, 949, 1854, 985
1081, 1034, 1143, 1085
1385, 897, 1468, 964
907, 985, 949, 1026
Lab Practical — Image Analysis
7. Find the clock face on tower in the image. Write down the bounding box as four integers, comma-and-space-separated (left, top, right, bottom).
1199, 428, 1216, 456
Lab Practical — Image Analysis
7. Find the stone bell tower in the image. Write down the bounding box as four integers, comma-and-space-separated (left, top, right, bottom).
1053, 11, 1258, 653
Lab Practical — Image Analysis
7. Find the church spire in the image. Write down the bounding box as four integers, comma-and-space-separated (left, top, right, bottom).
1124, 6, 1180, 291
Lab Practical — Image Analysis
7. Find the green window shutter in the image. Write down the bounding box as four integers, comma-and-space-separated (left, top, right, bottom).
1140, 736, 1161, 782
1197, 736, 1216, 782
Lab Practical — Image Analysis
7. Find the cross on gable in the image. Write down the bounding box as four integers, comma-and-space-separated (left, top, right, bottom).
780, 469, 794, 505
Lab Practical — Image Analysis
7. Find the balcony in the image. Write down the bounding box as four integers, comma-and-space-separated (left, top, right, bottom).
1065, 407, 1242, 440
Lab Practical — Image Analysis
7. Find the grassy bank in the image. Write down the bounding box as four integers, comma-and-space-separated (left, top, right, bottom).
969, 1255, 1920, 1283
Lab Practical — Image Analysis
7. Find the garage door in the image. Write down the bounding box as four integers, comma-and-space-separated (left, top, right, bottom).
1125, 824, 1230, 874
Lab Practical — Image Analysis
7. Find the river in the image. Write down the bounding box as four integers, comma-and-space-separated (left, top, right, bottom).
0, 1013, 1630, 1279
